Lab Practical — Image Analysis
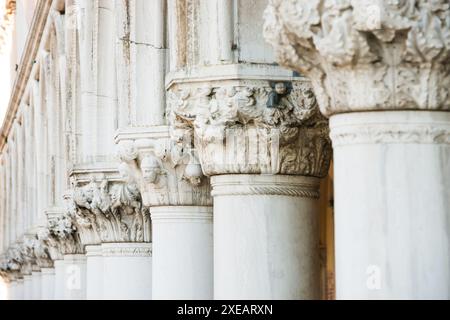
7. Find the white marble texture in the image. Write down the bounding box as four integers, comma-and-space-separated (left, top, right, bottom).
7, 281, 15, 300
212, 174, 321, 300
101, 243, 152, 300
31, 271, 41, 300
53, 260, 64, 300
40, 268, 55, 300
331, 111, 450, 299
151, 206, 213, 300
86, 245, 103, 300
63, 254, 87, 300
23, 275, 32, 300
16, 279, 24, 300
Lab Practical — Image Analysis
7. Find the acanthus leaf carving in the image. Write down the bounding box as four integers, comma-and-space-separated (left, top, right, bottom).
47, 213, 84, 255
0, 245, 23, 281
263, 0, 450, 116
64, 174, 151, 245
167, 79, 332, 178
116, 126, 212, 207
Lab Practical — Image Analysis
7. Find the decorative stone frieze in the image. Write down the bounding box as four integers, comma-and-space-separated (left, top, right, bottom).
116, 126, 212, 207
167, 79, 331, 177
63, 175, 151, 245
263, 0, 450, 116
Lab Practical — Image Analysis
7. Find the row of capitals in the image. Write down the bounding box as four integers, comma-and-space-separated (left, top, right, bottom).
116, 78, 332, 207
1, 78, 332, 279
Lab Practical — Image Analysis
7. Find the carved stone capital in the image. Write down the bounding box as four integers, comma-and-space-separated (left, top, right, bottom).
47, 213, 84, 255
19, 235, 40, 275
263, 0, 450, 116
37, 226, 63, 261
0, 248, 23, 281
167, 79, 331, 178
64, 175, 151, 244
116, 126, 212, 207
29, 232, 54, 269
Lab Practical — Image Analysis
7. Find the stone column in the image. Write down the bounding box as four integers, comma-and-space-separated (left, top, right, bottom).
33, 231, 55, 300
117, 126, 213, 299
264, 0, 450, 299
19, 237, 36, 300
101, 243, 152, 300
85, 245, 103, 300
36, 225, 63, 299
7, 281, 16, 300
64, 176, 152, 300
63, 187, 103, 300
31, 271, 42, 300
112, 0, 170, 300
78, 0, 117, 167
46, 214, 85, 300
54, 260, 64, 300
2, 248, 25, 300
16, 278, 24, 300
167, 78, 331, 299
63, 254, 87, 300
164, 0, 332, 299
212, 175, 321, 299
40, 268, 55, 300
151, 206, 213, 299
23, 275, 32, 300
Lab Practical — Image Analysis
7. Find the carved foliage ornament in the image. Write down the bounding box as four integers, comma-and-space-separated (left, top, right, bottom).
167, 80, 332, 178
1, 233, 58, 278
117, 131, 212, 207
37, 227, 64, 261
0, 246, 22, 280
47, 214, 84, 255
19, 236, 38, 274
64, 176, 151, 245
263, 0, 450, 116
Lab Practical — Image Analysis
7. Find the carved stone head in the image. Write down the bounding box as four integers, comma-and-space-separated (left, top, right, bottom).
140, 155, 162, 184
275, 82, 287, 95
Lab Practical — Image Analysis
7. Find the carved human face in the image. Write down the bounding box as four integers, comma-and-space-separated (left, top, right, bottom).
142, 167, 159, 184
140, 156, 161, 184
275, 82, 287, 94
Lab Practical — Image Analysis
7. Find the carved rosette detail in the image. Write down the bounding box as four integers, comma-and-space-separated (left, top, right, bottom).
167, 79, 332, 178
116, 126, 212, 207
263, 0, 450, 116
64, 176, 151, 245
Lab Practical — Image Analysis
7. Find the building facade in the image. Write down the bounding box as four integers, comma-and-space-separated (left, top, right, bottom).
0, 0, 448, 300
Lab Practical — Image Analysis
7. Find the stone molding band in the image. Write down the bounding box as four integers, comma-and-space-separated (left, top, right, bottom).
85, 245, 103, 257
101, 243, 153, 257
330, 111, 450, 147
210, 175, 321, 199
40, 268, 55, 275
151, 206, 213, 223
